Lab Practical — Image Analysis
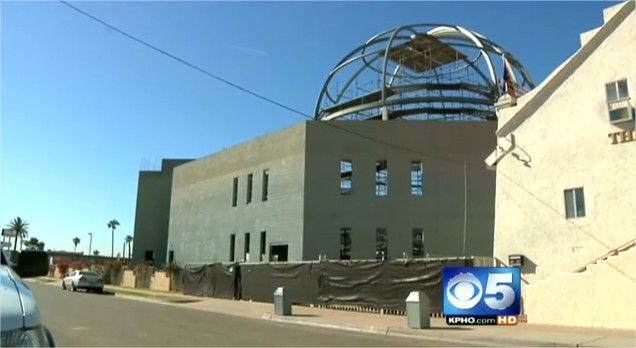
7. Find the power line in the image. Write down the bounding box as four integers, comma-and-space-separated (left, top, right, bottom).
500, 186, 634, 283
58, 1, 309, 120
59, 1, 624, 261
58, 1, 482, 168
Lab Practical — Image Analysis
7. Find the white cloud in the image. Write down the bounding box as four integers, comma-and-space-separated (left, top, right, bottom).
232, 45, 268, 55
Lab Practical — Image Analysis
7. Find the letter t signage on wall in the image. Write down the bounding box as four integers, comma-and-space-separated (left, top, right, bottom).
608, 129, 636, 145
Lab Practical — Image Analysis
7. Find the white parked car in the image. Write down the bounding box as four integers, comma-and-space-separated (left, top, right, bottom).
62, 270, 104, 293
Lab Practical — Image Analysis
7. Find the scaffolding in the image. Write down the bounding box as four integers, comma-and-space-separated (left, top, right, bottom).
314, 24, 536, 122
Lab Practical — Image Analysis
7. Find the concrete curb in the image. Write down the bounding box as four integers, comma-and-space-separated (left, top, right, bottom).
264, 315, 592, 347
264, 314, 501, 347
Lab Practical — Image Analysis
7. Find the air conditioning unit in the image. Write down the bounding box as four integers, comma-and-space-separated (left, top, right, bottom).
608, 99, 635, 124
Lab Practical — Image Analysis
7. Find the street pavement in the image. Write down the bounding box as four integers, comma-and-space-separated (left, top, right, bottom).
30, 282, 464, 347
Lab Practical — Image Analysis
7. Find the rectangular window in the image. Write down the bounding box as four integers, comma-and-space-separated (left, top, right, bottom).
412, 228, 424, 258
375, 160, 388, 196
229, 234, 236, 262
411, 161, 423, 196
606, 79, 630, 103
244, 232, 250, 262
262, 169, 269, 202
564, 188, 586, 219
168, 250, 175, 263
606, 79, 634, 123
260, 231, 266, 262
232, 177, 238, 207
270, 244, 288, 262
246, 173, 253, 204
340, 160, 353, 194
340, 228, 351, 260
376, 228, 388, 260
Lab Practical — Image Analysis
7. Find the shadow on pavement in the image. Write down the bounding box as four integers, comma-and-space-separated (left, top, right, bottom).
167, 299, 202, 304
74, 290, 116, 296
427, 327, 474, 331
291, 314, 320, 317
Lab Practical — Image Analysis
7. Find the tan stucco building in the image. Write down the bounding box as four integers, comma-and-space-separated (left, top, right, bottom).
487, 2, 635, 329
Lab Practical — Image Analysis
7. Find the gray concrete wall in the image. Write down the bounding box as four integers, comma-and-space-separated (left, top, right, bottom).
168, 123, 307, 265
132, 159, 193, 266
303, 121, 497, 261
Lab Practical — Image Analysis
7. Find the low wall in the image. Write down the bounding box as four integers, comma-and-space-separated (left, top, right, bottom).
526, 249, 635, 330
150, 271, 171, 292
122, 270, 136, 288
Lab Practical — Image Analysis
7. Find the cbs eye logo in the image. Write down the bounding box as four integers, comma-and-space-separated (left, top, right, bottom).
443, 267, 521, 316
446, 272, 483, 309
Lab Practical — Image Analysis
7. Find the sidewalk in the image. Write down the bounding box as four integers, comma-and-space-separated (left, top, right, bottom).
34, 277, 636, 347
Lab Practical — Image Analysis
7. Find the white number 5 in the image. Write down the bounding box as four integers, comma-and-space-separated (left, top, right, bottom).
484, 273, 515, 310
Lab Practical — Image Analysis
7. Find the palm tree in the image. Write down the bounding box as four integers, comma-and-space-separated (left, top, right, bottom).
24, 237, 40, 250
125, 235, 133, 259
72, 237, 81, 253
107, 219, 120, 258
6, 217, 29, 262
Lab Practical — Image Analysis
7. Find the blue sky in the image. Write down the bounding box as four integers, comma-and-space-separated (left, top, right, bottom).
0, 1, 616, 255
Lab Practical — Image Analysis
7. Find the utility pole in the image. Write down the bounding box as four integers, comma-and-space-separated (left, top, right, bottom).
462, 161, 468, 257
88, 233, 93, 257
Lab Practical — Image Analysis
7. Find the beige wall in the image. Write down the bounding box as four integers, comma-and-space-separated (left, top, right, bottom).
526, 248, 635, 329
150, 271, 171, 292
122, 270, 136, 288
492, 2, 635, 328
494, 2, 635, 282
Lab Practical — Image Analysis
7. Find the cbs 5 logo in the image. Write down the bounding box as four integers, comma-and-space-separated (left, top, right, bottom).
443, 267, 521, 316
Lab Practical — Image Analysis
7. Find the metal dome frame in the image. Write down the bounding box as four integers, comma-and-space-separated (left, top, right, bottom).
314, 23, 536, 121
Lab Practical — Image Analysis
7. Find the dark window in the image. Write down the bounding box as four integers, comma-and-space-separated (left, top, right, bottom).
229, 234, 236, 262
262, 169, 269, 202
232, 177, 238, 207
564, 187, 586, 219
340, 228, 351, 260
260, 231, 266, 262
340, 160, 352, 194
246, 174, 253, 204
270, 244, 288, 262
411, 161, 424, 196
244, 232, 250, 262
168, 250, 174, 263
376, 228, 388, 260
412, 228, 424, 258
144, 250, 155, 262
376, 160, 388, 196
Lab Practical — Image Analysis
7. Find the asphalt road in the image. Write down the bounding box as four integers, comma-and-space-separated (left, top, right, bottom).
29, 282, 459, 347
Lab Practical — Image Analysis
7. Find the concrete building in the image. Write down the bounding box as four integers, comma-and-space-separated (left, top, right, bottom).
167, 120, 497, 264
487, 1, 635, 329
132, 159, 193, 266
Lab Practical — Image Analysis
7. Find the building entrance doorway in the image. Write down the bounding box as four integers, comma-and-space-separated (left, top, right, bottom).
269, 244, 288, 262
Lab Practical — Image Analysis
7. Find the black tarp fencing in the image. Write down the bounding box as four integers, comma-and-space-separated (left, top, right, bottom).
183, 258, 473, 313
314, 259, 470, 312
240, 263, 318, 305
183, 263, 239, 299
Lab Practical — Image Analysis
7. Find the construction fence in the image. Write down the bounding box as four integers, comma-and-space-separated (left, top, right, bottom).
182, 257, 476, 316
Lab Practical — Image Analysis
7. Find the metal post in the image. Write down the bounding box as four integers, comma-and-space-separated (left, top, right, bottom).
462, 161, 467, 257
273, 287, 292, 316
88, 233, 93, 256
406, 291, 431, 329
